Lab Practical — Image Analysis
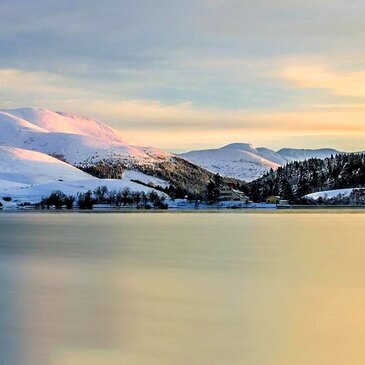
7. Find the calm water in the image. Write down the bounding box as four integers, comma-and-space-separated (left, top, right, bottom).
1, 212, 365, 365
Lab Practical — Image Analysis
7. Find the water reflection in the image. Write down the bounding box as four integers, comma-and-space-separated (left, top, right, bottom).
0, 213, 365, 365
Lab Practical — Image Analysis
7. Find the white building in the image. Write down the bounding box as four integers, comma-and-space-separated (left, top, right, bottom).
218, 186, 249, 203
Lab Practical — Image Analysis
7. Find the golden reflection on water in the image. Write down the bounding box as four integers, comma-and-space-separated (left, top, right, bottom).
1, 212, 365, 365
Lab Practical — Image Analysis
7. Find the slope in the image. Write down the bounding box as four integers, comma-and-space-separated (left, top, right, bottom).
180, 143, 343, 181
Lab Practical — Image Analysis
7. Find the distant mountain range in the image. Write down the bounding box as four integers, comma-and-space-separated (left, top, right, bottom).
180, 143, 342, 181
0, 107, 356, 206
0, 108, 216, 203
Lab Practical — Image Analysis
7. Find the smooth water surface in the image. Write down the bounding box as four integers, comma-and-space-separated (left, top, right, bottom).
1, 212, 365, 365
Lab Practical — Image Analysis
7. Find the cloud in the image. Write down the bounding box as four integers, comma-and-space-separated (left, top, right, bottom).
1, 67, 365, 151
280, 63, 365, 98
1, 1, 365, 154
0, 68, 90, 103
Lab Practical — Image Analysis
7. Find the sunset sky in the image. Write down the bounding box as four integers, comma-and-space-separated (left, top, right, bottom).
1, 0, 365, 152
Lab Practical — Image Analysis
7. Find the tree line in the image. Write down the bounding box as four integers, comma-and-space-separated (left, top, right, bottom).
39, 186, 168, 210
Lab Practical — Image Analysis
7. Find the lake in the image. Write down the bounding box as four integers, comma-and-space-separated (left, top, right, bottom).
1, 211, 365, 365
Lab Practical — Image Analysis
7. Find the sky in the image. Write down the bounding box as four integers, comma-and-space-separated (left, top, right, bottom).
1, 0, 365, 152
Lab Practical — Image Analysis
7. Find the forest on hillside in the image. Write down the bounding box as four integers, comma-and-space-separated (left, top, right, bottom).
245, 153, 365, 203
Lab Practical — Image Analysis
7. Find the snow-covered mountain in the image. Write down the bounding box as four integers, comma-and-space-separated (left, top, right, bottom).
180, 143, 342, 181
0, 107, 215, 197
0, 107, 170, 165
179, 143, 282, 182
0, 107, 347, 196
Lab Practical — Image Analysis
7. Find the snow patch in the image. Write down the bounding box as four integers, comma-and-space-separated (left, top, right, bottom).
0, 146, 93, 185
305, 188, 354, 200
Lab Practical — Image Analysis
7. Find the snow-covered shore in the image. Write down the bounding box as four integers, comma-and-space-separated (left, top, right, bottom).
305, 188, 355, 200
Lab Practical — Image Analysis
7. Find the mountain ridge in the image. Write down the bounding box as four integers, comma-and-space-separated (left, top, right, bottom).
0, 107, 171, 165
0, 107, 216, 195
0, 107, 353, 191
180, 143, 343, 181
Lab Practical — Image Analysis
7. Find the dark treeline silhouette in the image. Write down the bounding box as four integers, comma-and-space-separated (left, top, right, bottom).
246, 153, 365, 203
40, 191, 75, 209
39, 186, 168, 210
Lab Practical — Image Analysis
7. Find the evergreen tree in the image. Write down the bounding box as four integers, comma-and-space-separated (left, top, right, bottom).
132, 191, 141, 208
94, 186, 108, 203
77, 191, 94, 209
246, 153, 365, 203
206, 173, 223, 203
64, 195, 75, 209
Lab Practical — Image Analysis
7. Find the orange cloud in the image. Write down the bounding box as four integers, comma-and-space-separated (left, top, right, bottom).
280, 63, 365, 98
1, 67, 365, 151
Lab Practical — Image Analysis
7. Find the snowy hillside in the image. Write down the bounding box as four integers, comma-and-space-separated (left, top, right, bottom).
180, 143, 281, 181
0, 107, 171, 165
0, 146, 167, 205
2, 178, 166, 205
0, 107, 216, 194
0, 107, 348, 191
0, 146, 92, 185
180, 143, 342, 181
5, 107, 127, 143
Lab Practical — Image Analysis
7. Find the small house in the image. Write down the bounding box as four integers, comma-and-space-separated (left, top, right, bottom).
218, 186, 249, 203
266, 195, 281, 204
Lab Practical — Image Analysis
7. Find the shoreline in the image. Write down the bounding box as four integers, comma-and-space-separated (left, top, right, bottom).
2, 205, 365, 214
